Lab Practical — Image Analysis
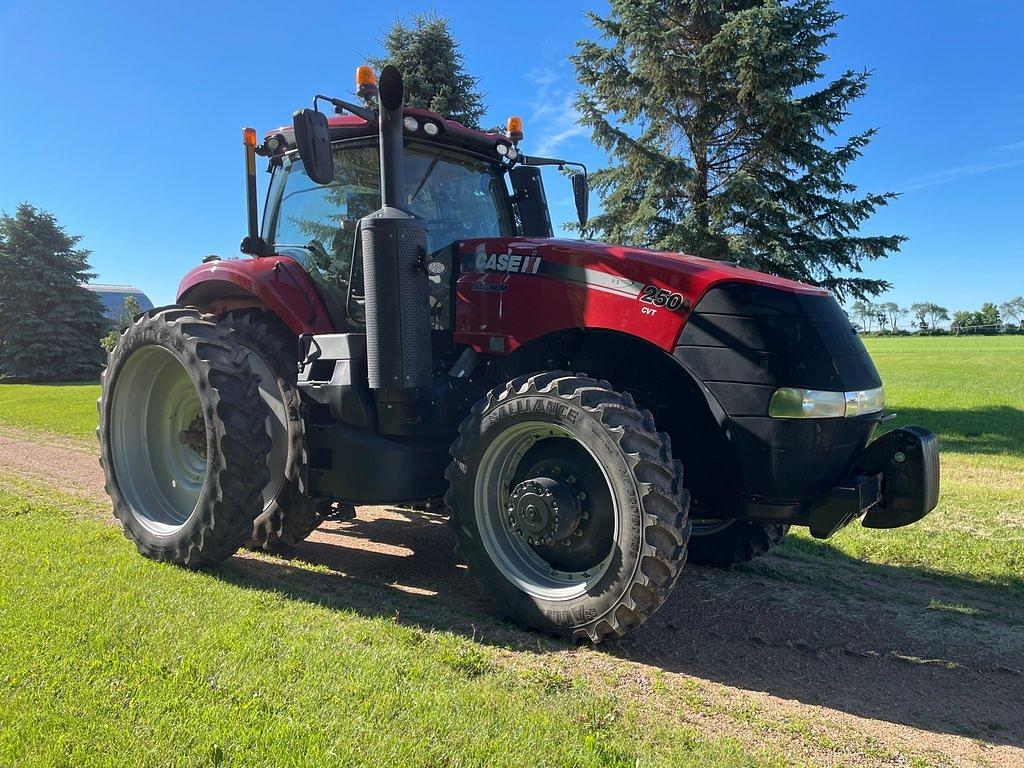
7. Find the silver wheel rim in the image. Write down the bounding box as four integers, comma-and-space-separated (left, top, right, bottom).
473, 420, 617, 601
110, 346, 207, 535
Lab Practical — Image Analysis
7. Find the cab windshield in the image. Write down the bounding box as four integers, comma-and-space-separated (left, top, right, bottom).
264, 142, 513, 314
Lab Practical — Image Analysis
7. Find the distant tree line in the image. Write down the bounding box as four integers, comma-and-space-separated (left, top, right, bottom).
848, 297, 1024, 336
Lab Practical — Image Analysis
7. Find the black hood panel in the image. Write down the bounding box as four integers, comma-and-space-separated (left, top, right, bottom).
677, 282, 881, 415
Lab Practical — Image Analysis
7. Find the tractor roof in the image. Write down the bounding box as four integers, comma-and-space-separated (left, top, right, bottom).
265, 108, 515, 163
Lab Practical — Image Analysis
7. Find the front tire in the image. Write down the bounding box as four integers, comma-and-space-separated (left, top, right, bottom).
686, 516, 789, 567
446, 372, 690, 643
97, 307, 272, 567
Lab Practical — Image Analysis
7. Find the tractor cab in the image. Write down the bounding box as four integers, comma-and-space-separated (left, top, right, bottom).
262, 124, 516, 331
250, 69, 582, 334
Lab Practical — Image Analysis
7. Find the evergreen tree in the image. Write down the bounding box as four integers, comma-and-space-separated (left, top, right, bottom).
573, 0, 905, 299
370, 14, 486, 129
0, 203, 107, 381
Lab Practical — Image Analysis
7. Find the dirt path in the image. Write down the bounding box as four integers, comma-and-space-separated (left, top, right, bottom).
2, 426, 1021, 767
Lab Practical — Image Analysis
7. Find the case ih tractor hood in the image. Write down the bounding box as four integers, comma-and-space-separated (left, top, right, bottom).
451, 236, 831, 353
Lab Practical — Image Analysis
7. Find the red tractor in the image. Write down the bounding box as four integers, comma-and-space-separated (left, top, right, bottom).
98, 66, 939, 642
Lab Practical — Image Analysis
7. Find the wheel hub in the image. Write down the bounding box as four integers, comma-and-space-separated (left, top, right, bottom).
178, 414, 207, 459
507, 476, 581, 545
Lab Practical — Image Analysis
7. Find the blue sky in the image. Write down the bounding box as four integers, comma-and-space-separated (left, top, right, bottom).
1, 0, 1021, 313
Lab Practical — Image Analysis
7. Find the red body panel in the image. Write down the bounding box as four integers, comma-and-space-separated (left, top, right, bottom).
176, 239, 828, 353
177, 256, 336, 336
454, 238, 829, 354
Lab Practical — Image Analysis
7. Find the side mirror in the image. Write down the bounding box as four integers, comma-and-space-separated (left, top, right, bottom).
292, 108, 334, 185
571, 172, 589, 229
509, 166, 553, 238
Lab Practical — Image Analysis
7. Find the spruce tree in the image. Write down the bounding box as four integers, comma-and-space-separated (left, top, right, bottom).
0, 203, 108, 381
573, 0, 905, 299
370, 14, 486, 129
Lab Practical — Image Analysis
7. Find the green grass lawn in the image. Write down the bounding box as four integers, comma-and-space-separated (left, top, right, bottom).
865, 335, 1024, 463
0, 381, 99, 440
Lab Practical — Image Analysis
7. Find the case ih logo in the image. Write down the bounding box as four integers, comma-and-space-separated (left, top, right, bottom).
475, 252, 542, 274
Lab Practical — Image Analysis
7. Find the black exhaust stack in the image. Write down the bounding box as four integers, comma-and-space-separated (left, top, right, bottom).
359, 66, 432, 398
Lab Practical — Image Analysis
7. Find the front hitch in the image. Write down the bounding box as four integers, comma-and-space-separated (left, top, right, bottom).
858, 425, 941, 529
805, 425, 941, 538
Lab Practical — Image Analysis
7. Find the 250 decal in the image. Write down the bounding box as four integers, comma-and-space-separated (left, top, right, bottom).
639, 285, 688, 311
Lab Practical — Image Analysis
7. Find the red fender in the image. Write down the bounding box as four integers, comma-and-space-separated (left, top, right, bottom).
177, 256, 336, 336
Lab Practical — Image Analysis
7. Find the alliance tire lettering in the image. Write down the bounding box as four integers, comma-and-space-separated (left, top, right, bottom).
488, 398, 581, 423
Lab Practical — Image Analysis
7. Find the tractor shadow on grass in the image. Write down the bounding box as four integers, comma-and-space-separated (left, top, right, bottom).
885, 404, 1024, 459
218, 505, 1024, 749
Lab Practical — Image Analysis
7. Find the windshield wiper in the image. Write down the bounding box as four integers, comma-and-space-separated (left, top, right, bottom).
410, 150, 444, 202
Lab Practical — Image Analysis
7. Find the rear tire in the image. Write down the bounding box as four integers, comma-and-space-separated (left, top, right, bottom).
446, 372, 690, 643
686, 516, 788, 567
97, 307, 271, 567
218, 310, 330, 551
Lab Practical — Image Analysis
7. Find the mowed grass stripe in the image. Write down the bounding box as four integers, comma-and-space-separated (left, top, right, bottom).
808, 337, 1024, 591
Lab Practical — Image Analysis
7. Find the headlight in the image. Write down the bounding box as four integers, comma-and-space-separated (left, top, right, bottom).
403, 116, 419, 132
847, 387, 885, 417
769, 386, 884, 419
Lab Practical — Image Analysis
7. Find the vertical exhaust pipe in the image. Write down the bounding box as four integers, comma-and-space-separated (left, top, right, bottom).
378, 67, 404, 210
359, 65, 433, 398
